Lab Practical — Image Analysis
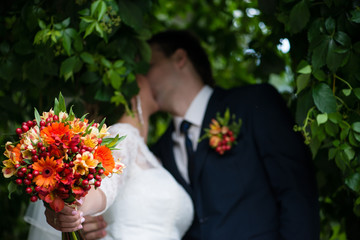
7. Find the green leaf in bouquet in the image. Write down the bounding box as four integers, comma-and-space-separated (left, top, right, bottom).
34, 107, 41, 127
102, 134, 126, 149
7, 181, 17, 199
23, 159, 32, 165
98, 117, 106, 132
84, 120, 95, 135
80, 113, 89, 122
68, 106, 76, 121
54, 97, 59, 114
54, 92, 67, 116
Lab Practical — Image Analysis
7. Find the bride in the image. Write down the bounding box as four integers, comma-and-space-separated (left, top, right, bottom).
25, 75, 194, 239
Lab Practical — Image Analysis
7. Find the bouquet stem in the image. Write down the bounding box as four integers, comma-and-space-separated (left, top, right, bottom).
62, 230, 86, 240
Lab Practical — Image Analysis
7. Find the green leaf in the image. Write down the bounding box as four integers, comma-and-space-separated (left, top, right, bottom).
111, 91, 131, 114
326, 39, 343, 72
351, 10, 360, 23
353, 88, 360, 100
118, 0, 144, 30
340, 127, 349, 141
113, 60, 124, 69
312, 83, 337, 113
84, 22, 96, 39
328, 147, 337, 160
296, 73, 310, 94
95, 22, 104, 38
100, 57, 112, 68
60, 56, 77, 81
344, 146, 355, 161
288, 0, 310, 34
90, 0, 102, 16
325, 121, 339, 137
62, 34, 72, 56
316, 113, 328, 125
349, 131, 360, 147
68, 106, 76, 121
34, 108, 41, 127
95, 1, 107, 21
102, 134, 126, 149
108, 69, 123, 90
334, 31, 351, 47
354, 132, 360, 142
342, 89, 352, 96
58, 92, 66, 113
325, 17, 335, 34
312, 37, 330, 69
80, 113, 89, 121
80, 52, 95, 65
312, 69, 326, 81
80, 16, 95, 23
65, 28, 77, 39
345, 173, 360, 192
7, 181, 17, 199
335, 151, 347, 172
296, 61, 312, 74
38, 19, 46, 29
98, 117, 106, 132
61, 17, 71, 28
328, 112, 342, 123
352, 122, 360, 133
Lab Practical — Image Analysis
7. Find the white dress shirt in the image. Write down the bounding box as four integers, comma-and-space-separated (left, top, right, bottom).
172, 85, 213, 183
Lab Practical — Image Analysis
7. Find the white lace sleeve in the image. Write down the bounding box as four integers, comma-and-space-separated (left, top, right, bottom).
92, 123, 140, 215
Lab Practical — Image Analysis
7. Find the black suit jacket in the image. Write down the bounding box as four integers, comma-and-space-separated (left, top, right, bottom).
152, 84, 319, 240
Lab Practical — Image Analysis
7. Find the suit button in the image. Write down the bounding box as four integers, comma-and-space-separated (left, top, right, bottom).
199, 217, 208, 223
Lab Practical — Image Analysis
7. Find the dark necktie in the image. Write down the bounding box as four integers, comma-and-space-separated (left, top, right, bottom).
180, 120, 195, 185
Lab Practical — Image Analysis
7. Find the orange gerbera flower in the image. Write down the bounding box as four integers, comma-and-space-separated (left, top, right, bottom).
33, 156, 63, 189
94, 146, 115, 176
40, 122, 73, 146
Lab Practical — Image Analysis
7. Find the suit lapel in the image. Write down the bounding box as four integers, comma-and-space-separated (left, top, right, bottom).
192, 88, 225, 186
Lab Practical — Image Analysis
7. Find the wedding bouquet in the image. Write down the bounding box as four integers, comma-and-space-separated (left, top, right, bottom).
1, 93, 125, 239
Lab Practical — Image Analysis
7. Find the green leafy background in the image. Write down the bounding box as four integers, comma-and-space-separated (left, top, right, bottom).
1, 0, 360, 239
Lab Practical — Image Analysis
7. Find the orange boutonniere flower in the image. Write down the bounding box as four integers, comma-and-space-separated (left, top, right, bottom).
200, 108, 242, 155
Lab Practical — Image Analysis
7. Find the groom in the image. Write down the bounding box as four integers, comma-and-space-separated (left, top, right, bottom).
84, 30, 320, 239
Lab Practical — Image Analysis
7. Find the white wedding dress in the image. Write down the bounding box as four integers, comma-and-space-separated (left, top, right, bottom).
24, 123, 194, 240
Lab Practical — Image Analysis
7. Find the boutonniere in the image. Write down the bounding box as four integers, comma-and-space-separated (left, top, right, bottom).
200, 108, 242, 155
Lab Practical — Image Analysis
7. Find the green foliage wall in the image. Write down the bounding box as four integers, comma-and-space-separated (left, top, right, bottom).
1, 0, 360, 239
259, 0, 360, 238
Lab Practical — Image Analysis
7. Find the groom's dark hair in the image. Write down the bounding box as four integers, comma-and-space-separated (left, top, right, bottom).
148, 30, 215, 87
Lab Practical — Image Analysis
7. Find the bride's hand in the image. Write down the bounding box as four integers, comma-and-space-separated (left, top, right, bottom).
44, 205, 85, 232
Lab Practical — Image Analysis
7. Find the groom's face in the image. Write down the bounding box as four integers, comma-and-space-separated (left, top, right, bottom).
146, 44, 177, 111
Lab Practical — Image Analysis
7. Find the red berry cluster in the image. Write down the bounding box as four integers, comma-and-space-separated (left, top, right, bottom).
14, 161, 41, 202
215, 130, 236, 155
